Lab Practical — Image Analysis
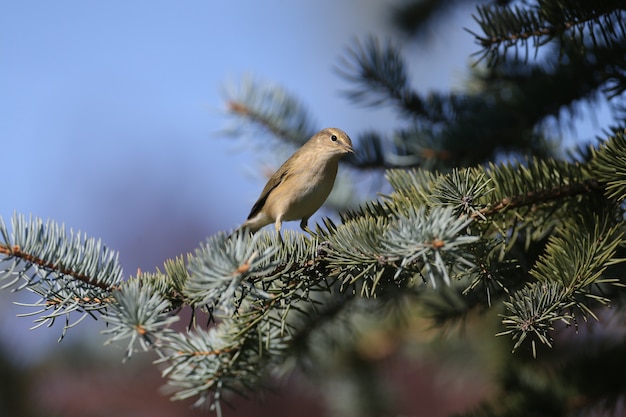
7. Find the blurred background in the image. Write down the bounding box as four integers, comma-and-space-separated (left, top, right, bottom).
0, 1, 614, 416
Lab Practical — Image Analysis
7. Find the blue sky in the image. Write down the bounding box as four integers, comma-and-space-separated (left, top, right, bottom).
0, 1, 613, 361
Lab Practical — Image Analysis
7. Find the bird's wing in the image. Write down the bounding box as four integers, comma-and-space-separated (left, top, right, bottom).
246, 166, 290, 220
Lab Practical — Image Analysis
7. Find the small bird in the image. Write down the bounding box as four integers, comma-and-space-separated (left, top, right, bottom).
238, 127, 353, 241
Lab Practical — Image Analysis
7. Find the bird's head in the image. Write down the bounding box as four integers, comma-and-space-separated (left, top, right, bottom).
310, 127, 354, 157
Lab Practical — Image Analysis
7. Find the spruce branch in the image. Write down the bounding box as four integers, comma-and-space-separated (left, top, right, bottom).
140, 255, 190, 308
384, 159, 604, 227
498, 281, 569, 356
430, 168, 494, 219
184, 232, 280, 314
336, 36, 424, 118
383, 206, 479, 288
470, 0, 626, 64
103, 279, 179, 360
479, 158, 600, 219
591, 130, 626, 201
462, 240, 521, 307
0, 214, 123, 338
499, 212, 624, 355
0, 215, 121, 292
475, 178, 602, 219
155, 231, 352, 411
336, 35, 457, 124
222, 77, 318, 149
473, 38, 626, 137
157, 326, 240, 415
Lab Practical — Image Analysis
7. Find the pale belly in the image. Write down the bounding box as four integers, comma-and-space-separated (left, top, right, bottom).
281, 179, 334, 221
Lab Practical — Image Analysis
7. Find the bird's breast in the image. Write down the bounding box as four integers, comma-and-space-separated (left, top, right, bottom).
268, 160, 339, 221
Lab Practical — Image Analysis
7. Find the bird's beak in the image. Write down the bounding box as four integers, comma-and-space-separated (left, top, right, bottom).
344, 144, 355, 154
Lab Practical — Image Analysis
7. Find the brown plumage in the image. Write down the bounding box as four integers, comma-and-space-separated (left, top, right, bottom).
239, 127, 353, 240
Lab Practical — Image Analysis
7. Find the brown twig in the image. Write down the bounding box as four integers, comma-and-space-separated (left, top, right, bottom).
227, 100, 302, 146
0, 243, 117, 292
474, 5, 619, 50
475, 21, 575, 48
473, 179, 603, 219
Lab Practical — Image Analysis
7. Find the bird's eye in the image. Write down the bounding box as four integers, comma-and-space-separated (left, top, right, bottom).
331, 135, 338, 142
